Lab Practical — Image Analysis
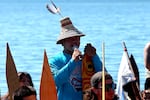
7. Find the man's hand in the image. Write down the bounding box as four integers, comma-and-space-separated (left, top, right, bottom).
72, 48, 82, 61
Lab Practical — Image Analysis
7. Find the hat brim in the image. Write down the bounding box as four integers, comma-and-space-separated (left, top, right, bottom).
56, 30, 85, 44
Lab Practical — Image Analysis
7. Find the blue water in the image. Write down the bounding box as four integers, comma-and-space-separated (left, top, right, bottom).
0, 0, 150, 98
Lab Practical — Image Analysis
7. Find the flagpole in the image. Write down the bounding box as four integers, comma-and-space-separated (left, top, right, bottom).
122, 42, 142, 99
102, 42, 105, 100
122, 42, 135, 77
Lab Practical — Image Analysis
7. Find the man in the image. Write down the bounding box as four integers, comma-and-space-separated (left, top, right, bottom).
49, 17, 104, 100
13, 86, 37, 100
88, 71, 118, 100
1, 72, 34, 100
141, 42, 150, 100
144, 42, 150, 90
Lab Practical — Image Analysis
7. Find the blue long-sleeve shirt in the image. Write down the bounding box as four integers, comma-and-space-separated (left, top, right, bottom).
49, 52, 103, 100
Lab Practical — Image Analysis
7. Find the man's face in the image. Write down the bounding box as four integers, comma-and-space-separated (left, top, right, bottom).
63, 36, 80, 53
19, 76, 31, 86
92, 79, 116, 100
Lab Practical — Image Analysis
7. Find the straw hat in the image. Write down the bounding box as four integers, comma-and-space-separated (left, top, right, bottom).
56, 17, 85, 44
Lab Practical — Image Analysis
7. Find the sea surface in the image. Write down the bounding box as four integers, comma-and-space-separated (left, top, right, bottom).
0, 0, 150, 99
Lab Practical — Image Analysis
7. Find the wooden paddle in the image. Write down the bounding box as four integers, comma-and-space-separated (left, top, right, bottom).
6, 43, 19, 100
40, 50, 57, 100
102, 42, 105, 100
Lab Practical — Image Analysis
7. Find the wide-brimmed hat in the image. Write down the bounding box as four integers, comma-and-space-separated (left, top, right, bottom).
56, 17, 85, 44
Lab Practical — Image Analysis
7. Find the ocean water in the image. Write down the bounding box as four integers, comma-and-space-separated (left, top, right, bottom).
0, 0, 150, 98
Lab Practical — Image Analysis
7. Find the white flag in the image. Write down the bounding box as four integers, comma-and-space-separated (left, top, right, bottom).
46, 0, 63, 17
46, 3, 59, 14
116, 51, 136, 100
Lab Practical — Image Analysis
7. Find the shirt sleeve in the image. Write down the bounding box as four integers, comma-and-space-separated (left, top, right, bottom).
50, 57, 77, 87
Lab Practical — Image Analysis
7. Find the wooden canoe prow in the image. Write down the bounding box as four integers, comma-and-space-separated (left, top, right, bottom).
6, 43, 19, 100
40, 50, 57, 100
